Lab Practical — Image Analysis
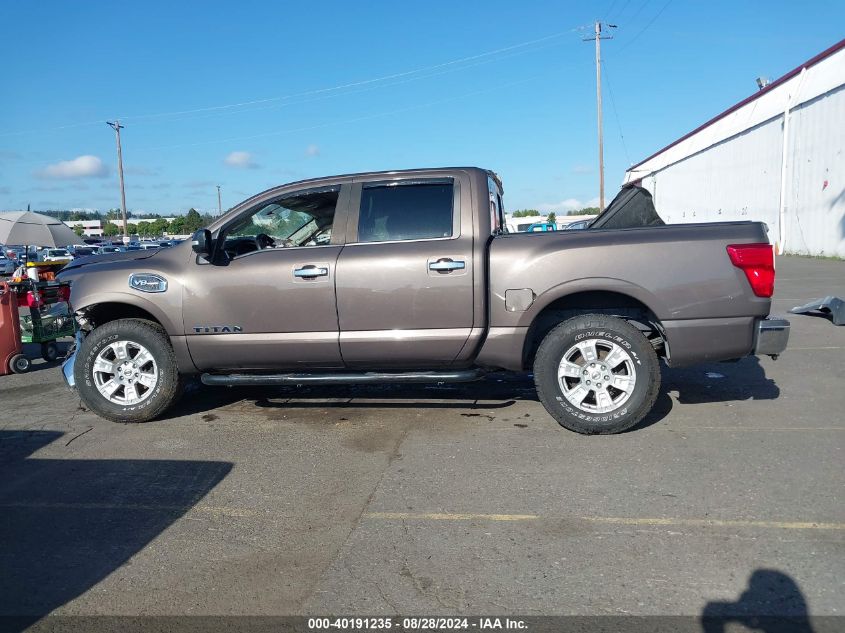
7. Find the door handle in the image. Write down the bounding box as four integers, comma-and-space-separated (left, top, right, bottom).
294, 265, 329, 278
429, 259, 466, 273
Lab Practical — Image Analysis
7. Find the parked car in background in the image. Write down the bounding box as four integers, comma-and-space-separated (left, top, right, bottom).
526, 221, 557, 232
97, 245, 124, 255
0, 253, 15, 275
39, 248, 74, 262
140, 243, 160, 250
70, 246, 97, 258
564, 219, 592, 230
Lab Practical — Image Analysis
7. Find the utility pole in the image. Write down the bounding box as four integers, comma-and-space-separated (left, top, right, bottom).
583, 21, 615, 212
106, 120, 128, 237
217, 185, 222, 216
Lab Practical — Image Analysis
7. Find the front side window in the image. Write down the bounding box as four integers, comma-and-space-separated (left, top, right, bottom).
357, 181, 453, 243
224, 186, 339, 258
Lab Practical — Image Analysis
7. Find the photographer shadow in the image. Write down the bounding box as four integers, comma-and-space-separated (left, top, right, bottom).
702, 569, 814, 633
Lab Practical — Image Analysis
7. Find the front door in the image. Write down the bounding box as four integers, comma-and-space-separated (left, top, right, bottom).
183, 183, 349, 371
335, 176, 476, 367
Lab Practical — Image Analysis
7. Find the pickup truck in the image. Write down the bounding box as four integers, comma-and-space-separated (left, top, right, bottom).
58, 167, 789, 434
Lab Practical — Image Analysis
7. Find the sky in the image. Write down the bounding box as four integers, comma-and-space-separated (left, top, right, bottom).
1, 0, 843, 216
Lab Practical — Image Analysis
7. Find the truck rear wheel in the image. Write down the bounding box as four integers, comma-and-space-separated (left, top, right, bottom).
74, 319, 182, 423
533, 314, 660, 434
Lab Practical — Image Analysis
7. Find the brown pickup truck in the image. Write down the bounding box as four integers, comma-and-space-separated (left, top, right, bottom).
58, 167, 789, 434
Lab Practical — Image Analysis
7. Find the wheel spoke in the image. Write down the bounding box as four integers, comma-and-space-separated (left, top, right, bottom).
133, 349, 154, 367
558, 360, 583, 379
596, 387, 613, 410
124, 383, 139, 402
93, 357, 114, 374
603, 344, 628, 370
565, 383, 590, 404
110, 341, 130, 361
100, 379, 121, 397
137, 372, 157, 388
576, 341, 599, 363
612, 374, 635, 394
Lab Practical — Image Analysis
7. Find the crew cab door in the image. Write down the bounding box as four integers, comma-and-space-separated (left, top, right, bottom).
182, 182, 351, 371
335, 174, 476, 367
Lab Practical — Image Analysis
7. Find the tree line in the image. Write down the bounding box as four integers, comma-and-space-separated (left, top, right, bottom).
58, 208, 213, 237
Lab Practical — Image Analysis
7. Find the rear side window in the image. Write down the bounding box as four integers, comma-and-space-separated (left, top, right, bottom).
357, 182, 453, 242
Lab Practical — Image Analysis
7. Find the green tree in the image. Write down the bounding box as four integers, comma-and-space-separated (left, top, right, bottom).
184, 208, 204, 233
168, 217, 187, 235
547, 212, 556, 225
511, 209, 540, 218
73, 226, 84, 236
151, 218, 170, 236
569, 207, 600, 216
126, 223, 138, 235
103, 223, 120, 237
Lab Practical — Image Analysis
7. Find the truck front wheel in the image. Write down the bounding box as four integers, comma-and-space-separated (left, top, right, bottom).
74, 319, 182, 423
533, 314, 660, 434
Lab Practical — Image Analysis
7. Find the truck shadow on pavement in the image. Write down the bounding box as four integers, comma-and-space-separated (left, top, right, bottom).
701, 568, 815, 632
0, 430, 232, 630
164, 356, 779, 432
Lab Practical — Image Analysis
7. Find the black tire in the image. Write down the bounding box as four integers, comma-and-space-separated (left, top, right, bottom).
41, 341, 59, 362
74, 319, 182, 423
10, 354, 31, 374
533, 314, 660, 434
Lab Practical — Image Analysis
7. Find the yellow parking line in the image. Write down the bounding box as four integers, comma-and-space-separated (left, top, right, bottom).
363, 512, 845, 530
366, 512, 540, 522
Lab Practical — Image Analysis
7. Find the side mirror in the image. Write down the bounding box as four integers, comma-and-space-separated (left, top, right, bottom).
191, 229, 212, 256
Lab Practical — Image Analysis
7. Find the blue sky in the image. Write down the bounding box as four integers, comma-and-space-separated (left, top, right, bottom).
1, 0, 843, 215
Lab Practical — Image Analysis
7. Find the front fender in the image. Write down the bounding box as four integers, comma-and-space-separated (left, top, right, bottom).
70, 288, 183, 336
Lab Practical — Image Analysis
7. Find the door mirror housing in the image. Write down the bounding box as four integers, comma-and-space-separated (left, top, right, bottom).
191, 229, 213, 256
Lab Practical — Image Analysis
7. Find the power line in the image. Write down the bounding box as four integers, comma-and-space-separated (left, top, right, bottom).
134, 73, 551, 153
601, 59, 632, 165
626, 0, 652, 25
116, 38, 567, 129
0, 29, 577, 138
616, 0, 674, 53
611, 0, 633, 21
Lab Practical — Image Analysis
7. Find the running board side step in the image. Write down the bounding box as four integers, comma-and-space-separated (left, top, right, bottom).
200, 368, 486, 387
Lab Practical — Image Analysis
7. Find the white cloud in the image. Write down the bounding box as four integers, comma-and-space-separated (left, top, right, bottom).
305, 144, 320, 157
536, 197, 601, 213
224, 151, 259, 169
36, 155, 109, 180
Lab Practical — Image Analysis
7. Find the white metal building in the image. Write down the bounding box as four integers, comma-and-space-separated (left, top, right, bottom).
624, 39, 845, 258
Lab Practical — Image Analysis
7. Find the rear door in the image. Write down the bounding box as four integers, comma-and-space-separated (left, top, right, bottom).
335, 173, 475, 367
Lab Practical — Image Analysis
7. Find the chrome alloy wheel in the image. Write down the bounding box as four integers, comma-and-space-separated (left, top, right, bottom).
92, 340, 158, 405
557, 338, 637, 414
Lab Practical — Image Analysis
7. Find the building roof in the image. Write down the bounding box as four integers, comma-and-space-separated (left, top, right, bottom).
625, 38, 845, 181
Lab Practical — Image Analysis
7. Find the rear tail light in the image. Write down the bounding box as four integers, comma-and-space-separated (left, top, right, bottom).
727, 243, 775, 298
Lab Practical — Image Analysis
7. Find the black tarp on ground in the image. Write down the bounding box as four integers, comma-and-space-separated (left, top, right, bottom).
589, 184, 665, 230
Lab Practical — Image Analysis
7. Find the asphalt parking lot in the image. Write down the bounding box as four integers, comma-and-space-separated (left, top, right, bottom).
1, 255, 843, 623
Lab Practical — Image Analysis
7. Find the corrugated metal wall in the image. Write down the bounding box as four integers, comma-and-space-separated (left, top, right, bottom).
643, 118, 782, 231
636, 84, 845, 258
784, 86, 845, 257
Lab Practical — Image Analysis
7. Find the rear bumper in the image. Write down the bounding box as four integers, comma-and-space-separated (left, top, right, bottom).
754, 317, 790, 357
